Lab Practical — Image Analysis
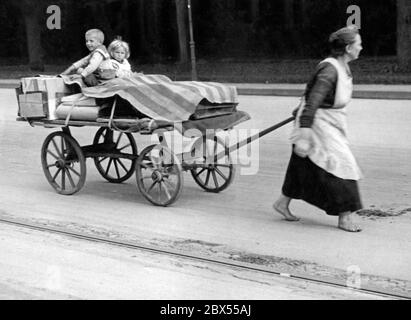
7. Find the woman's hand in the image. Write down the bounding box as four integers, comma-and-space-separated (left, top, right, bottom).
294, 128, 313, 158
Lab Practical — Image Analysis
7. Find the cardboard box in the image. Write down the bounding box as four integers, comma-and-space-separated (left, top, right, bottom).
20, 76, 75, 120
18, 91, 48, 118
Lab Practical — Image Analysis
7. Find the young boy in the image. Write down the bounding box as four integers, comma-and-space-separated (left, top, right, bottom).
61, 29, 115, 86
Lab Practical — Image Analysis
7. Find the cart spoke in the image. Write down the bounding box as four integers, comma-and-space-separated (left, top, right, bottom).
147, 180, 158, 193
204, 170, 211, 186
113, 159, 121, 179
51, 139, 63, 159
157, 181, 163, 200
65, 168, 76, 189
214, 167, 228, 181
115, 133, 124, 147
105, 158, 114, 176
161, 182, 172, 201
194, 168, 206, 178
51, 168, 62, 183
119, 143, 131, 151
211, 170, 219, 188
163, 179, 176, 191
98, 156, 108, 164
61, 168, 66, 190
214, 164, 231, 168
67, 166, 81, 178
47, 163, 57, 169
47, 149, 60, 161
117, 158, 129, 172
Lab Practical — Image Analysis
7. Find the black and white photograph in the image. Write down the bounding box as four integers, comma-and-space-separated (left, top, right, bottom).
0, 0, 410, 303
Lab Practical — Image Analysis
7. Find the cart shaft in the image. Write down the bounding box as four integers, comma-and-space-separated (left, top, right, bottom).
227, 116, 294, 154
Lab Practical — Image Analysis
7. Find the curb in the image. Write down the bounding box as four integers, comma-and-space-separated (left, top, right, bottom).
235, 88, 411, 100
0, 80, 20, 89
229, 83, 411, 100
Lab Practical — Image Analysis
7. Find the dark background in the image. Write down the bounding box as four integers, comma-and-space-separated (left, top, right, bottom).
0, 0, 410, 83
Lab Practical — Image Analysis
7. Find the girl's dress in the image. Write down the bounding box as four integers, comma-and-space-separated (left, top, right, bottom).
111, 59, 133, 78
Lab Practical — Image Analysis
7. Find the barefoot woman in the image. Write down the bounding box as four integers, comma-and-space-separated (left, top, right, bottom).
273, 26, 363, 232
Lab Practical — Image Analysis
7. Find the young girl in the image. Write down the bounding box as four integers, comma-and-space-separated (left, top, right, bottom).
108, 40, 133, 78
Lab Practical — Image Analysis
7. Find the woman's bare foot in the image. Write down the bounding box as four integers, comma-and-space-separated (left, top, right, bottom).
273, 201, 300, 221
338, 212, 362, 232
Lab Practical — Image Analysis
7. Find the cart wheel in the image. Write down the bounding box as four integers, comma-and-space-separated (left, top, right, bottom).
136, 144, 183, 206
190, 136, 235, 193
41, 131, 86, 195
93, 128, 137, 183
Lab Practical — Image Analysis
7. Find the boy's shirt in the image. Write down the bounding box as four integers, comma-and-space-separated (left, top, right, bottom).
72, 45, 111, 78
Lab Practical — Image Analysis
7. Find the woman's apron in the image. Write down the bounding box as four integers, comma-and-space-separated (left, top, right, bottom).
291, 57, 362, 181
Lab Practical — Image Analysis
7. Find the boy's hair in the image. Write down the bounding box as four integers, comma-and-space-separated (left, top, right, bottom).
85, 29, 105, 44
108, 39, 130, 59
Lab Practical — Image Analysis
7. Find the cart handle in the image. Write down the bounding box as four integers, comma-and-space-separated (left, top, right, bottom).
212, 116, 295, 159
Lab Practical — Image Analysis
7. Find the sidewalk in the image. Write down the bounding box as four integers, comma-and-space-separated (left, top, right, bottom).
1, 79, 410, 100
0, 79, 19, 89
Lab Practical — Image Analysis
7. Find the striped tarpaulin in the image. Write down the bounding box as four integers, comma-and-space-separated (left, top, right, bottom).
65, 74, 239, 122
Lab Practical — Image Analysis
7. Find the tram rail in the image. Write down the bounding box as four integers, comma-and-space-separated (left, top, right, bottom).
0, 216, 409, 300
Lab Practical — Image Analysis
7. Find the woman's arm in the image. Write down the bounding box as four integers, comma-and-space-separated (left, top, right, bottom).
299, 63, 338, 128
294, 63, 337, 157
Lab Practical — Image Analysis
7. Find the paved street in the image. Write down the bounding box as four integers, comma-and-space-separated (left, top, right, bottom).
0, 222, 387, 300
0, 88, 410, 298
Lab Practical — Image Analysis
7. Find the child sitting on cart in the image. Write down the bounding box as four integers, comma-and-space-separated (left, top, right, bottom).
108, 39, 133, 78
61, 29, 116, 86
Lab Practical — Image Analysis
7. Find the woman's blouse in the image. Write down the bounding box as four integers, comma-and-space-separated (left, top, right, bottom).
299, 62, 339, 128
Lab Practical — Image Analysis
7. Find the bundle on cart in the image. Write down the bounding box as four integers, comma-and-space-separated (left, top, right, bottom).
59, 73, 243, 124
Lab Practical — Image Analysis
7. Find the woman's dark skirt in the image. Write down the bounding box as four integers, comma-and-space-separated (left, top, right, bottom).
282, 151, 362, 216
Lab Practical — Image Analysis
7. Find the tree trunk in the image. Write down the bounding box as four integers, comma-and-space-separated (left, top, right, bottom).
20, 0, 44, 71
175, 0, 188, 63
121, 0, 131, 41
300, 0, 308, 28
88, 2, 115, 42
250, 0, 260, 21
397, 0, 411, 71
145, 0, 161, 61
137, 0, 147, 57
283, 0, 294, 31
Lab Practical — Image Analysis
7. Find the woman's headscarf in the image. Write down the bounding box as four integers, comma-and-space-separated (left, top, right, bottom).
329, 25, 359, 57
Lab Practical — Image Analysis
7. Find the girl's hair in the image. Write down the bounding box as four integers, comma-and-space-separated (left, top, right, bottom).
328, 25, 360, 57
85, 29, 105, 43
108, 40, 130, 59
